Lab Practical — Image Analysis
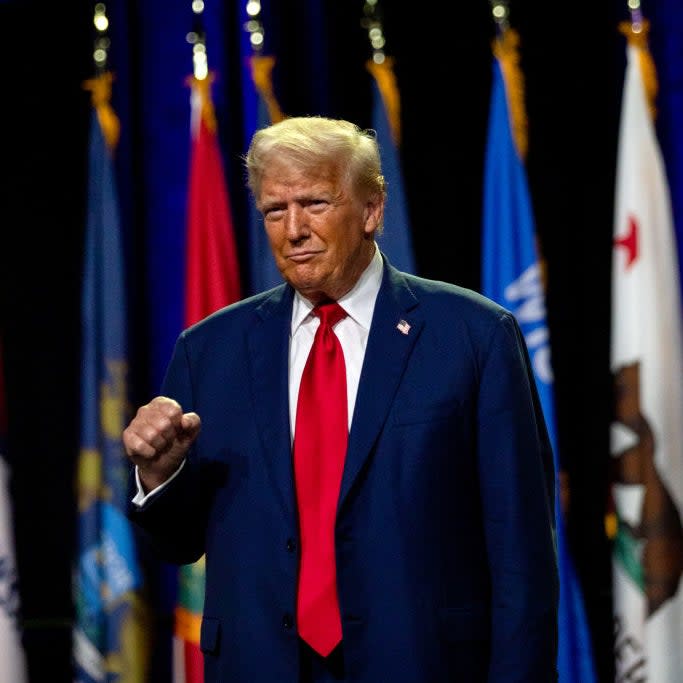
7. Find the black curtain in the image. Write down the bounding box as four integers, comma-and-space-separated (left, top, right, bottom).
0, 1, 650, 681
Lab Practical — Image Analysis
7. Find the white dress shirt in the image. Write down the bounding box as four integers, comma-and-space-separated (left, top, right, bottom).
133, 246, 383, 506
288, 245, 382, 437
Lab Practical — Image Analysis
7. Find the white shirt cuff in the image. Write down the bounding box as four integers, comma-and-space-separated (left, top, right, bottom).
132, 459, 186, 507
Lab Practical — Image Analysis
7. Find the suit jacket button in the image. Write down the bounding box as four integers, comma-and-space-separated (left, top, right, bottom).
286, 538, 297, 553
282, 613, 294, 630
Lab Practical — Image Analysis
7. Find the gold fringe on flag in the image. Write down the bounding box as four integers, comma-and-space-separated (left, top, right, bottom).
250, 55, 285, 124
494, 29, 553, 334
619, 19, 658, 120
366, 58, 402, 146
82, 72, 120, 151
493, 28, 528, 161
492, 27, 555, 307
187, 73, 219, 133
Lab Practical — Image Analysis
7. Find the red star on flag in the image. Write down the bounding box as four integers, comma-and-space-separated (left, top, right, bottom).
614, 214, 639, 268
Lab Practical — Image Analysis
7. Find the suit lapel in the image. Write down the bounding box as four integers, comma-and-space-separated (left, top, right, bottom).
245, 263, 423, 519
247, 286, 296, 521
338, 262, 423, 511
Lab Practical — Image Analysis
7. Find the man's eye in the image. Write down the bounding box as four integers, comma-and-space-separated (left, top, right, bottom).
264, 208, 284, 220
307, 200, 328, 212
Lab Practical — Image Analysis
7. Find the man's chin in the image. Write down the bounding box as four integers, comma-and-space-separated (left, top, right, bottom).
286, 276, 328, 303
282, 263, 318, 287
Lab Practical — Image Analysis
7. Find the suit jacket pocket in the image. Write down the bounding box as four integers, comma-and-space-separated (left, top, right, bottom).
200, 616, 221, 655
438, 605, 488, 642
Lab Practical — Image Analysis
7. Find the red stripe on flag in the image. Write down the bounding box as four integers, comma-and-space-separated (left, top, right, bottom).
184, 640, 204, 683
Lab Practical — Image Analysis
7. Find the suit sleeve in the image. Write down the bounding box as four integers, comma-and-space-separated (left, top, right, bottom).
126, 331, 209, 565
477, 311, 559, 682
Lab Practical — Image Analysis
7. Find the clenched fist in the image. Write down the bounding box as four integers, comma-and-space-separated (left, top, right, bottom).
123, 396, 201, 492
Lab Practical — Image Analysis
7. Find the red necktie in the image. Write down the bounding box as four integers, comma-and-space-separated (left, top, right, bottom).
294, 301, 348, 657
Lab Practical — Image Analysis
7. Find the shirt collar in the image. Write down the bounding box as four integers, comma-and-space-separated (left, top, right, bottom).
291, 245, 383, 335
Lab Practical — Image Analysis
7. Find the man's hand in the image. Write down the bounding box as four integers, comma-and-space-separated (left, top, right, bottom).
123, 396, 201, 492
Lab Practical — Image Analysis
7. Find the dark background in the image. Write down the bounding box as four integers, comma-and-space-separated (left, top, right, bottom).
0, 0, 682, 681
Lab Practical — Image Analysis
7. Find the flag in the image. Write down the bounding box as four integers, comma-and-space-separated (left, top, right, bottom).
173, 74, 242, 683
366, 58, 416, 274
610, 19, 683, 681
246, 55, 286, 295
0, 340, 28, 682
481, 29, 597, 682
184, 76, 241, 326
74, 72, 151, 682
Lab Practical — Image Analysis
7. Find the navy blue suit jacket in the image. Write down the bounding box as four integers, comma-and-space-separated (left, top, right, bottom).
129, 255, 559, 682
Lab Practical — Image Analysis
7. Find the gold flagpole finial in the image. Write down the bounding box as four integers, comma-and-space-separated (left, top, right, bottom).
83, 3, 120, 150
185, 0, 220, 131
243, 1, 285, 124
489, 1, 528, 160
619, 1, 658, 120
362, 0, 402, 145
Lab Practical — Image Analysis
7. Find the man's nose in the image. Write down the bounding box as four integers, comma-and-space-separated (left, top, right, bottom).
284, 205, 308, 239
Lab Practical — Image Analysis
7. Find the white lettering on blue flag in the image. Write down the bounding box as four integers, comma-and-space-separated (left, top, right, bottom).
503, 264, 553, 384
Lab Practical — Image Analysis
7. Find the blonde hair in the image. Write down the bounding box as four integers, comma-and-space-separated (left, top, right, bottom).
245, 116, 386, 204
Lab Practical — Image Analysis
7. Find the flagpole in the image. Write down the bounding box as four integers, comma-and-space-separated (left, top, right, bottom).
84, 3, 119, 152
243, 0, 283, 125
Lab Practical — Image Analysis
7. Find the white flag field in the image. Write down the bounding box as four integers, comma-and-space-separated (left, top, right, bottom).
0, 454, 27, 683
610, 29, 683, 683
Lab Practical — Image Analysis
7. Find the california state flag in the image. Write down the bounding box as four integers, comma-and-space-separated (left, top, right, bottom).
610, 20, 683, 682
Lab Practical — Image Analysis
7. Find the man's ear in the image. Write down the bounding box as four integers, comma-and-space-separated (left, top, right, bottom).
364, 195, 384, 234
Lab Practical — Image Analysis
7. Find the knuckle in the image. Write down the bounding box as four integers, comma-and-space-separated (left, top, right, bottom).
127, 434, 150, 458
158, 396, 181, 414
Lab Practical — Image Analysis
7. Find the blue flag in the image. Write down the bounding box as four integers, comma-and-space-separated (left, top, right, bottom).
367, 61, 416, 274
74, 77, 149, 682
482, 44, 597, 683
246, 55, 285, 295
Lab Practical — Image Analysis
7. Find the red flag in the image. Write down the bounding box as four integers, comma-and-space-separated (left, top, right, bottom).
185, 74, 241, 325
174, 74, 241, 683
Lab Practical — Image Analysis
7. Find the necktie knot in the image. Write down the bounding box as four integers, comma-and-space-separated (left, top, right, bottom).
314, 301, 347, 329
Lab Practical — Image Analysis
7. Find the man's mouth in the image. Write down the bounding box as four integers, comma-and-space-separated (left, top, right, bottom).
288, 251, 321, 262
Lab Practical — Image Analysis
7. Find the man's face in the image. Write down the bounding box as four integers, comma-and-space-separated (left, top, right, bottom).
257, 157, 381, 304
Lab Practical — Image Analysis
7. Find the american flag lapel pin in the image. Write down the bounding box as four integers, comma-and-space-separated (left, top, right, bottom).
396, 319, 411, 335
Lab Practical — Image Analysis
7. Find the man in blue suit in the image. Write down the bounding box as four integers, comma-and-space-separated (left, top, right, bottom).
124, 116, 558, 682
